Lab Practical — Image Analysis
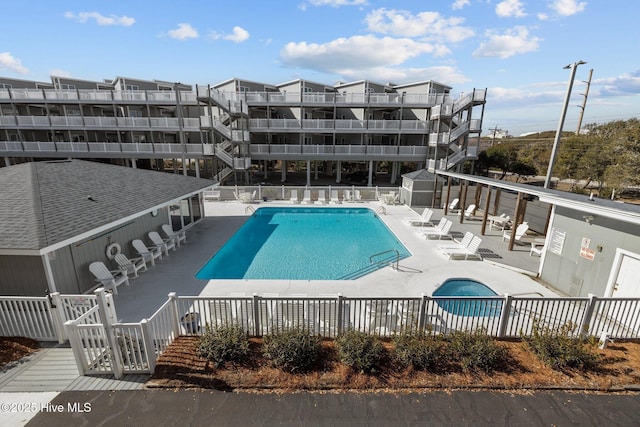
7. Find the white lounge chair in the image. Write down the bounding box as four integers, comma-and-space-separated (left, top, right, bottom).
89, 261, 129, 294
289, 190, 300, 204
502, 222, 530, 243
343, 190, 352, 202
530, 242, 544, 256
446, 198, 460, 212
459, 204, 477, 219
442, 236, 483, 260
315, 190, 327, 205
353, 190, 362, 202
423, 218, 453, 240
113, 253, 148, 278
162, 224, 186, 247
419, 217, 447, 234
438, 231, 474, 251
405, 208, 434, 227
301, 189, 312, 204
148, 231, 176, 256
329, 190, 341, 204
488, 214, 511, 231
132, 239, 163, 266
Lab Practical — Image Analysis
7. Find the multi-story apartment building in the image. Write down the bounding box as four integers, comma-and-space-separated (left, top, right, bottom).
0, 75, 486, 185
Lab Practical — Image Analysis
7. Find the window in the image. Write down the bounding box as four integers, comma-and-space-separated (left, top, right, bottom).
60, 84, 76, 90
125, 84, 139, 91
0, 83, 12, 89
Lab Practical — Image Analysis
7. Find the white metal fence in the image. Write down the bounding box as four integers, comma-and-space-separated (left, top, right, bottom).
3, 290, 640, 380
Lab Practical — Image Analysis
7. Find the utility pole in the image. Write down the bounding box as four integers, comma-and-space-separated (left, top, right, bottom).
575, 68, 593, 135
544, 60, 586, 189
490, 125, 499, 147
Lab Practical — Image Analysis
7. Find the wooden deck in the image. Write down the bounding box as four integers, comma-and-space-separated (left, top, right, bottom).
0, 343, 149, 392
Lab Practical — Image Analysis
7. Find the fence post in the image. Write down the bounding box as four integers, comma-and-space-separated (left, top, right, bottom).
104, 293, 118, 325
168, 293, 180, 337
49, 292, 66, 344
497, 294, 512, 338
418, 294, 428, 333
253, 294, 261, 337
95, 288, 124, 379
579, 294, 597, 338
140, 319, 156, 374
64, 320, 86, 375
337, 294, 344, 336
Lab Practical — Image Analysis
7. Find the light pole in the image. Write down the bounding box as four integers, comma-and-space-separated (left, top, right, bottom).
544, 60, 586, 189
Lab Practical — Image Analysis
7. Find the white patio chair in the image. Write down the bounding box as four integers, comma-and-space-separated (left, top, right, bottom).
89, 261, 129, 294
113, 252, 148, 278
423, 218, 453, 240
441, 236, 483, 260
162, 224, 186, 247
343, 190, 352, 202
289, 190, 300, 204
353, 190, 362, 202
329, 190, 341, 204
502, 222, 530, 243
459, 204, 477, 219
301, 189, 312, 204
405, 208, 434, 227
315, 190, 327, 205
148, 231, 176, 256
132, 239, 163, 266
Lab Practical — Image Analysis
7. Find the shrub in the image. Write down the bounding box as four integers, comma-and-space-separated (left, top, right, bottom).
524, 321, 600, 371
197, 324, 250, 368
262, 327, 321, 373
448, 329, 508, 373
392, 331, 443, 371
336, 330, 385, 373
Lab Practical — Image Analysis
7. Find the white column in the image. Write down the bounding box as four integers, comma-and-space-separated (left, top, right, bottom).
306, 160, 311, 186
336, 161, 342, 183
281, 161, 287, 182
367, 161, 374, 187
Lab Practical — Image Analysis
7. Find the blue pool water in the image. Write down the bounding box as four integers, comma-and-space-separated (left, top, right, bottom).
196, 207, 411, 280
433, 278, 502, 317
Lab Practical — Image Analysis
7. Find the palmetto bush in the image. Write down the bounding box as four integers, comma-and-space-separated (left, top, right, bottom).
263, 327, 321, 373
197, 324, 250, 368
336, 330, 385, 374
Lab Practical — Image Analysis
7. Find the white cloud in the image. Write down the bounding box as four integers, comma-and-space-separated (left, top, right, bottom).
365, 8, 474, 43
452, 0, 470, 10
344, 65, 470, 85
549, 0, 587, 16
595, 70, 640, 97
0, 52, 29, 75
168, 23, 199, 40
223, 26, 250, 43
49, 69, 72, 78
473, 26, 541, 58
496, 0, 527, 18
280, 35, 443, 74
307, 0, 367, 6
64, 11, 135, 26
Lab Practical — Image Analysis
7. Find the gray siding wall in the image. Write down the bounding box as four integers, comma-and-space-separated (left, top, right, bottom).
0, 255, 47, 296
540, 206, 640, 297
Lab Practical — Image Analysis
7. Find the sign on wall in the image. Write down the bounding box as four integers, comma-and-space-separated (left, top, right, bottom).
580, 237, 596, 261
548, 228, 566, 255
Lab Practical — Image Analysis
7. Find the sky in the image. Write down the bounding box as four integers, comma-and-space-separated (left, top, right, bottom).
1, 0, 639, 136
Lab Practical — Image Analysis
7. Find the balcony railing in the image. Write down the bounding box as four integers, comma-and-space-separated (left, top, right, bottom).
0, 115, 202, 131
249, 144, 428, 159
248, 118, 431, 133
0, 88, 197, 104
0, 141, 212, 157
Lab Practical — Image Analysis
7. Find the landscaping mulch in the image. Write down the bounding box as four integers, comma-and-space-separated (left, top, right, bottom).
147, 336, 640, 392
0, 337, 40, 370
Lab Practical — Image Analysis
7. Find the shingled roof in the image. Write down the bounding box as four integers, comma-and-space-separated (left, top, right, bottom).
0, 160, 213, 252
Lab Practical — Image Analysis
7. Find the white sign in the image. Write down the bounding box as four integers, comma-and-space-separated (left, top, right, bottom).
548, 228, 566, 255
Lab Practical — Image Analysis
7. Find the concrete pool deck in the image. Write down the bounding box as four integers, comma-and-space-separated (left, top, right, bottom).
111, 200, 560, 322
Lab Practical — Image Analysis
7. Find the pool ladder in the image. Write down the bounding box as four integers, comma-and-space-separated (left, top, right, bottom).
369, 249, 400, 271
245, 206, 256, 215
375, 206, 387, 215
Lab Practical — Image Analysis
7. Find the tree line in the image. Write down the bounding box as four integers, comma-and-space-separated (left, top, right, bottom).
472, 118, 640, 199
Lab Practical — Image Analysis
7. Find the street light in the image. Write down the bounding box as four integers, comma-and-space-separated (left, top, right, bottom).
544, 60, 587, 189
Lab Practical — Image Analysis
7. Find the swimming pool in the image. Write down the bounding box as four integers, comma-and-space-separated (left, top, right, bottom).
433, 278, 502, 317
196, 207, 411, 280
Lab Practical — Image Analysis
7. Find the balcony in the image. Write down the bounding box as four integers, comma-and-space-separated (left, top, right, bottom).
250, 144, 427, 161
0, 115, 201, 131
248, 118, 431, 134
0, 88, 197, 104
0, 141, 213, 159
